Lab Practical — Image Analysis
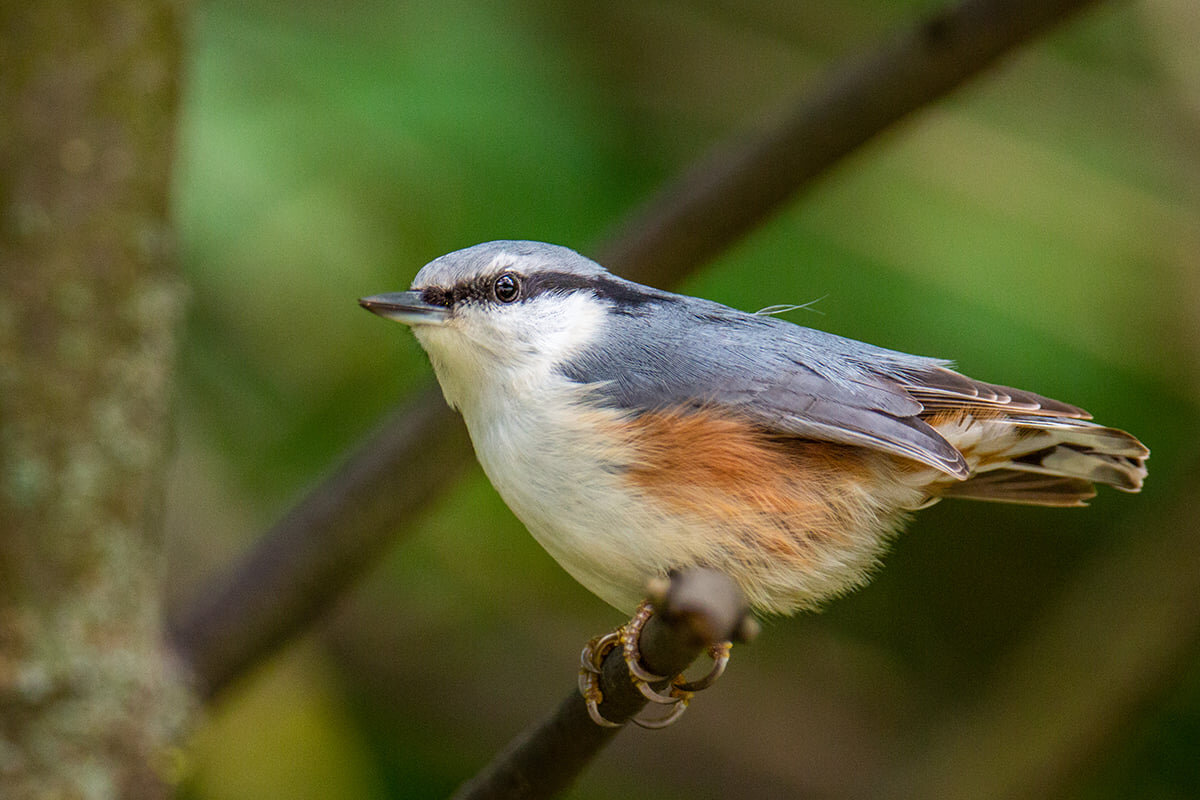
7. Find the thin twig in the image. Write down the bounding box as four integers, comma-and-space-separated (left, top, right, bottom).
451, 570, 754, 800
169, 0, 1104, 700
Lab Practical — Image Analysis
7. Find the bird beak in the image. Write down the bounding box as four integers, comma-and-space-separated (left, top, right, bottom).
359, 291, 449, 326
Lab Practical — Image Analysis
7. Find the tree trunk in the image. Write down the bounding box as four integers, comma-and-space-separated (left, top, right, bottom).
0, 1, 193, 797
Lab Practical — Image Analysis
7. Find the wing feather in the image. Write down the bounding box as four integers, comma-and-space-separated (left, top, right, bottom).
561, 297, 974, 477
900, 366, 1089, 418
557, 275, 1137, 489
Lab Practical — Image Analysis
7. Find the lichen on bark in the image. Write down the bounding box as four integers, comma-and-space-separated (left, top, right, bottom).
0, 2, 196, 797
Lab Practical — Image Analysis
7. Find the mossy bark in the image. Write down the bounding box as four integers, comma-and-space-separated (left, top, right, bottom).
0, 2, 194, 797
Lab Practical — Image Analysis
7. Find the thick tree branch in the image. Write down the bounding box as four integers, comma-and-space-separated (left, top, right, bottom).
169, 0, 1104, 699
451, 570, 754, 800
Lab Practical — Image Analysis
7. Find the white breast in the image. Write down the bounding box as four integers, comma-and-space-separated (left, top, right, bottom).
462, 373, 659, 612
411, 292, 662, 610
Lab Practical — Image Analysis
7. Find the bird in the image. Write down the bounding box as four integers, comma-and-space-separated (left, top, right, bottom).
360, 240, 1147, 722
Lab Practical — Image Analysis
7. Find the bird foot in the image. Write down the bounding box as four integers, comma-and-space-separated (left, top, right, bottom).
578, 599, 732, 729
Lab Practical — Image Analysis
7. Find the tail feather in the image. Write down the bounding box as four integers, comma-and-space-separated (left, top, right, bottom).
940, 470, 1097, 507
993, 415, 1149, 458
930, 413, 1148, 507
901, 367, 1147, 507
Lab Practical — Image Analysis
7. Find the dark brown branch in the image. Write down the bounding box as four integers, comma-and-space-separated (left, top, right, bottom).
169, 0, 1104, 699
451, 570, 755, 800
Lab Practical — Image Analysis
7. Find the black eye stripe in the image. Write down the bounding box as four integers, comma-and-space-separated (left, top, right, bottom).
420, 287, 454, 307
419, 277, 499, 308
418, 270, 677, 310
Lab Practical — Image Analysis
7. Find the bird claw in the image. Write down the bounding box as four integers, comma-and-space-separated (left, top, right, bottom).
578, 599, 732, 729
578, 631, 623, 727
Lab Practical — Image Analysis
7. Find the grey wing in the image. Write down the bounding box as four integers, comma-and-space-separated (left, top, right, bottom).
560, 300, 971, 477
726, 364, 970, 477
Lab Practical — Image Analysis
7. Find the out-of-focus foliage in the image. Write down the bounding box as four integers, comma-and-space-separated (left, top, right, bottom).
169, 1, 1200, 797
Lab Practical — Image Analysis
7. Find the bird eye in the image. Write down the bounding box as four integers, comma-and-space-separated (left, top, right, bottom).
493, 272, 521, 303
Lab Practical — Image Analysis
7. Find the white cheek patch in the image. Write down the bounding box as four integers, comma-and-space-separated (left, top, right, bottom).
520, 291, 606, 364
413, 291, 607, 414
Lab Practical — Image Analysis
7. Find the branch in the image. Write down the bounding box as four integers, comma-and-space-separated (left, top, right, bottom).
450, 570, 755, 800
169, 0, 1105, 699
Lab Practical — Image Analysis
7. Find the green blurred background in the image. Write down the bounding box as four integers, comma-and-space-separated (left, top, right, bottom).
166, 1, 1200, 797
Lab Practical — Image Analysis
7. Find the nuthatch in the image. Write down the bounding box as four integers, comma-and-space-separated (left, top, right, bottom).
361, 240, 1147, 721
